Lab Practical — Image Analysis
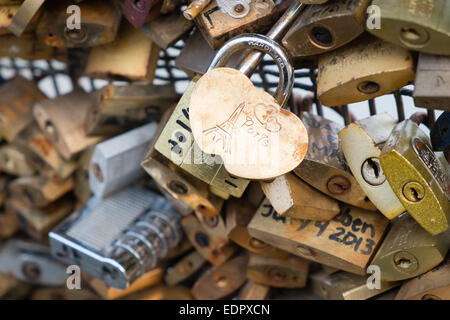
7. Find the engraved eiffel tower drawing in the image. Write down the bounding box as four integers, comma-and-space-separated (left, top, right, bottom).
203, 102, 245, 154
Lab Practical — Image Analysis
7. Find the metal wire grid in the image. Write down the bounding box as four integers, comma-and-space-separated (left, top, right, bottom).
0, 39, 436, 128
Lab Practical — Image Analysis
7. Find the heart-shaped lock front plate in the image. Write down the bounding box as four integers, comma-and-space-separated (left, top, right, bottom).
189, 67, 308, 180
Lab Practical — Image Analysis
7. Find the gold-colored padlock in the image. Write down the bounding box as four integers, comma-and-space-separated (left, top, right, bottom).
0, 209, 19, 239
194, 210, 229, 249
153, 78, 249, 199
0, 76, 45, 143
225, 198, 291, 259
194, 0, 289, 49
317, 34, 415, 106
371, 213, 450, 282
33, 90, 103, 161
247, 253, 310, 288
283, 0, 370, 57
0, 4, 20, 35
339, 113, 405, 220
181, 214, 236, 266
248, 198, 389, 275
295, 112, 376, 211
30, 287, 99, 300
380, 119, 450, 235
368, 0, 450, 56
123, 285, 194, 300
85, 21, 161, 82
36, 0, 121, 48
0, 144, 36, 176
85, 83, 177, 137
260, 172, 340, 221
413, 53, 450, 111
310, 270, 399, 300
8, 175, 74, 208
164, 250, 207, 287
395, 257, 450, 300
192, 254, 248, 300
12, 123, 77, 180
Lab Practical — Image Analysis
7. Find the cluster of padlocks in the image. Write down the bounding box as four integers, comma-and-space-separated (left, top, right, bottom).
0, 0, 448, 301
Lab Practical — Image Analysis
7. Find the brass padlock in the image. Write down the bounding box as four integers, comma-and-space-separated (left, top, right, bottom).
248, 198, 389, 275
371, 213, 450, 282
247, 253, 310, 288
0, 33, 68, 60
181, 214, 236, 266
191, 254, 248, 300
295, 112, 376, 211
183, 0, 212, 20
36, 0, 121, 48
8, 175, 74, 208
12, 123, 77, 180
0, 76, 45, 143
339, 113, 405, 220
85, 83, 177, 137
282, 0, 370, 57
193, 0, 290, 49
85, 21, 161, 82
86, 268, 165, 300
368, 0, 450, 56
310, 270, 399, 300
236, 280, 270, 300
33, 90, 103, 161
0, 144, 36, 176
317, 34, 415, 106
413, 53, 450, 111
260, 172, 340, 221
142, 107, 224, 217
225, 198, 291, 259
380, 119, 450, 235
153, 78, 249, 198
123, 284, 194, 300
395, 257, 450, 300
142, 9, 194, 49
164, 250, 207, 287
0, 3, 20, 35
6, 195, 74, 242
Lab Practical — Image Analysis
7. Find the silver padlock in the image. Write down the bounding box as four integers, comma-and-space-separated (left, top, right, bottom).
49, 185, 183, 289
0, 239, 67, 286
89, 122, 158, 198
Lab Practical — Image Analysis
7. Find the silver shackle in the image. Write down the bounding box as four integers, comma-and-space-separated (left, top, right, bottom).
207, 34, 294, 109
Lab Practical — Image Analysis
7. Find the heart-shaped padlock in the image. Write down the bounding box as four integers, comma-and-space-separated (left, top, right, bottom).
188, 34, 308, 180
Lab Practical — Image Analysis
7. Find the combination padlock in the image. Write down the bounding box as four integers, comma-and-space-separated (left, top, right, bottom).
368, 0, 450, 56
380, 119, 450, 235
49, 185, 183, 289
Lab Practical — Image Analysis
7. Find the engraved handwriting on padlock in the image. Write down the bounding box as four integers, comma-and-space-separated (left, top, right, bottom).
248, 198, 389, 275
